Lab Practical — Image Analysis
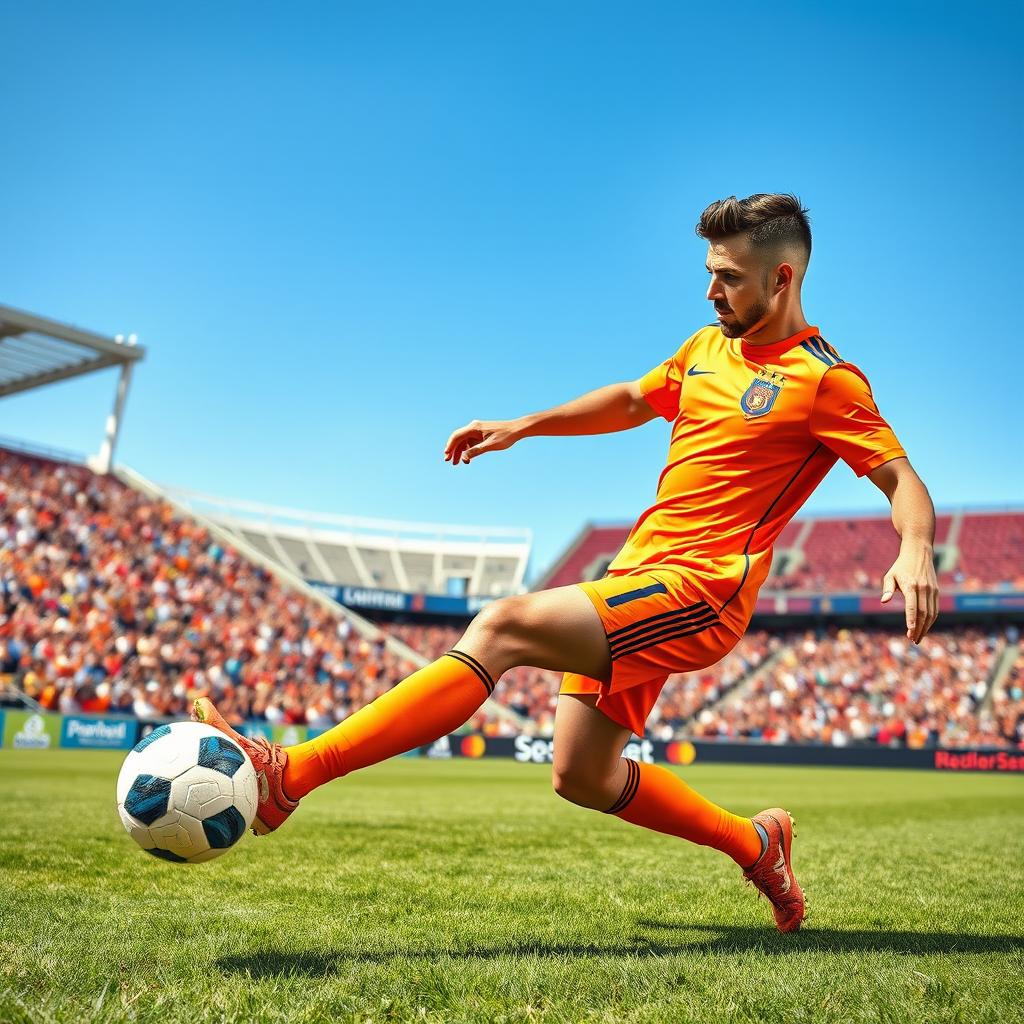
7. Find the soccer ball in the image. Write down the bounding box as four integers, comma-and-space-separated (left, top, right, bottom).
116, 722, 258, 864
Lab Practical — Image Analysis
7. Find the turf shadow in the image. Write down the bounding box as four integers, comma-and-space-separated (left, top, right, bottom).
636, 921, 1024, 955
217, 926, 1024, 977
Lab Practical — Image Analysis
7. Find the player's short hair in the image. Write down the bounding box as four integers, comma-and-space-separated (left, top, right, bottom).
696, 193, 812, 260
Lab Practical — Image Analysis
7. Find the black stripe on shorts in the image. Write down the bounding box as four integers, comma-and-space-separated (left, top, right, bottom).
609, 605, 719, 660
606, 601, 708, 642
610, 612, 720, 661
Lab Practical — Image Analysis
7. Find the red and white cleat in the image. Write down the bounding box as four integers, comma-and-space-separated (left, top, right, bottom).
192, 698, 299, 835
743, 807, 806, 933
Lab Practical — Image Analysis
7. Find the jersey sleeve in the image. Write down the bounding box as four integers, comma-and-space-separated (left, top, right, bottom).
809, 363, 906, 477
638, 330, 702, 421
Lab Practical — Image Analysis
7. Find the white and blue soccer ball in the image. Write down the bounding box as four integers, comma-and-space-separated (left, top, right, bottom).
116, 721, 259, 864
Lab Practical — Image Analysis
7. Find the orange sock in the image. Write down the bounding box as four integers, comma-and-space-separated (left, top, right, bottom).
606, 760, 763, 867
283, 650, 494, 799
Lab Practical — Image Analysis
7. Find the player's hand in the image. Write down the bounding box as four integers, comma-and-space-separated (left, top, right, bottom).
880, 541, 939, 644
443, 419, 523, 465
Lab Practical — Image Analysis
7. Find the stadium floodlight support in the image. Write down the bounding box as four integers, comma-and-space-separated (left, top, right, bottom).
0, 304, 145, 474
0, 681, 43, 713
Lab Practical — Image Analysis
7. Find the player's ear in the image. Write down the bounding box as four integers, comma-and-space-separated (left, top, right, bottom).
774, 262, 794, 294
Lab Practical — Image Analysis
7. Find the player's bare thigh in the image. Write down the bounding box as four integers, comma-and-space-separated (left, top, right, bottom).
457, 584, 611, 683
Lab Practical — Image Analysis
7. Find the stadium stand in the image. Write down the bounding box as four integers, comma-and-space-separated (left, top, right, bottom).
2, 444, 1022, 749
950, 513, 1024, 591
534, 524, 633, 591
541, 512, 1023, 593
0, 446, 424, 726
990, 641, 1024, 747
689, 626, 1011, 748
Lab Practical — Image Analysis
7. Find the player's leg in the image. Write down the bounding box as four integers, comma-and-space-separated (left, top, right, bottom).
280, 585, 611, 797
551, 692, 766, 867
550, 692, 633, 810
195, 583, 611, 830
551, 563, 805, 931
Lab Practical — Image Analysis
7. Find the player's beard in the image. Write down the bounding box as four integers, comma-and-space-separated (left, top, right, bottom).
716, 294, 771, 339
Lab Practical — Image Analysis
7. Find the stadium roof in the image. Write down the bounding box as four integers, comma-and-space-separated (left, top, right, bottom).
0, 304, 145, 398
162, 486, 533, 597
0, 303, 146, 471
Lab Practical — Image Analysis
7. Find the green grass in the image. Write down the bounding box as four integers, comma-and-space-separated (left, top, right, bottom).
1, 751, 1022, 1024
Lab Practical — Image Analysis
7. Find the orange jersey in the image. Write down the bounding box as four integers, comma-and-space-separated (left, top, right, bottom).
607, 324, 906, 634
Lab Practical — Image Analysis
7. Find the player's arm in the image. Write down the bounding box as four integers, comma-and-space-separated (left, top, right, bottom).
443, 379, 657, 465
868, 457, 940, 644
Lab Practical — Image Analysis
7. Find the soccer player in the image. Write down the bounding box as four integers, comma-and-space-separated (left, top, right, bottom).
196, 193, 939, 933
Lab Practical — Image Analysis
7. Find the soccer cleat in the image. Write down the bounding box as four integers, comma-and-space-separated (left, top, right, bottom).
191, 698, 299, 835
743, 807, 805, 933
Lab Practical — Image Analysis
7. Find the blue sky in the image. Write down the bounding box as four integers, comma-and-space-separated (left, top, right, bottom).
1, 1, 1020, 579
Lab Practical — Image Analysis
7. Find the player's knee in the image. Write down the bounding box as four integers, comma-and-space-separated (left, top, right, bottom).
471, 595, 518, 636
466, 595, 533, 663
551, 765, 608, 811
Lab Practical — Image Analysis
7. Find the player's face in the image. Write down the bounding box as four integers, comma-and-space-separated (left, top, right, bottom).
705, 238, 772, 339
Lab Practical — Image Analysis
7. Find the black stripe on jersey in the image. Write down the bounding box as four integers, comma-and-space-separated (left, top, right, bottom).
806, 335, 831, 364
742, 444, 826, 557
807, 338, 836, 366
446, 650, 495, 695
606, 602, 709, 641
605, 758, 641, 814
817, 337, 844, 363
610, 612, 720, 661
717, 444, 828, 616
815, 336, 843, 365
800, 339, 833, 367
717, 554, 751, 617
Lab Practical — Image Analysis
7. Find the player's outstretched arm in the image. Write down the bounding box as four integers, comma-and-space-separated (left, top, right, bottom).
868, 457, 940, 644
443, 379, 656, 465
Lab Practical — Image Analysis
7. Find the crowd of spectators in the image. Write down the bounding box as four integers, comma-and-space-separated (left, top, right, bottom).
0, 449, 414, 729
2, 446, 1022, 750
990, 645, 1024, 748
770, 566, 878, 592
691, 626, 1016, 748
775, 566, 1024, 594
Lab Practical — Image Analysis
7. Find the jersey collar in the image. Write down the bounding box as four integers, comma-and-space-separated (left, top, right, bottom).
740, 325, 820, 361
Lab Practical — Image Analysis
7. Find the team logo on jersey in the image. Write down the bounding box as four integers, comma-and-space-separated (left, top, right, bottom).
740, 372, 784, 418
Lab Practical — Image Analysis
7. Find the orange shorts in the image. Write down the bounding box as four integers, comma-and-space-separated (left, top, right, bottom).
560, 569, 742, 736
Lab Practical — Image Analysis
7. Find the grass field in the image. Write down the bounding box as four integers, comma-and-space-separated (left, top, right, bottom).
1, 751, 1022, 1024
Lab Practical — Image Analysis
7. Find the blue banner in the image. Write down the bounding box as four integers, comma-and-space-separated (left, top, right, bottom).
954, 592, 1024, 611
310, 581, 496, 617
60, 715, 137, 750
0, 709, 4, 747
755, 591, 1024, 618
314, 579, 1024, 620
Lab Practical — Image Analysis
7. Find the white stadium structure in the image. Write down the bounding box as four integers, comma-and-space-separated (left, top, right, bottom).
162, 489, 532, 603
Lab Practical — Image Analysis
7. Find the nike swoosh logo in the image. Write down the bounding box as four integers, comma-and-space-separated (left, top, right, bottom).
772, 852, 792, 893
687, 366, 715, 376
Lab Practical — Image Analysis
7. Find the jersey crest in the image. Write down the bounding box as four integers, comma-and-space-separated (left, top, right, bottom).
740, 372, 785, 419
